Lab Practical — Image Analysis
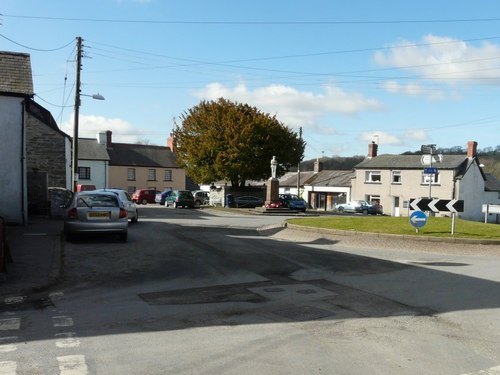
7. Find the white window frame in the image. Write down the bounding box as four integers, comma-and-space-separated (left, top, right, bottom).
164, 169, 172, 181
148, 169, 157, 181
421, 172, 440, 184
127, 168, 136, 181
392, 171, 402, 184
365, 170, 381, 183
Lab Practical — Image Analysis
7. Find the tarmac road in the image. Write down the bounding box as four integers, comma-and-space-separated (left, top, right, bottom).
1, 206, 500, 375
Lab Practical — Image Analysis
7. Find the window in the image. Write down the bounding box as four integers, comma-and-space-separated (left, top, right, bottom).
127, 168, 136, 181
365, 171, 381, 183
392, 171, 401, 184
422, 172, 440, 184
78, 167, 90, 180
127, 186, 136, 194
148, 169, 156, 181
164, 169, 172, 181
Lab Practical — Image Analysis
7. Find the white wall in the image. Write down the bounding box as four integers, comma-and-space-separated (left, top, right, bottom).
77, 159, 108, 189
0, 97, 26, 224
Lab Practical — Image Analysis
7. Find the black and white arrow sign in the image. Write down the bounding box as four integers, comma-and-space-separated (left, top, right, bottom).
409, 198, 464, 213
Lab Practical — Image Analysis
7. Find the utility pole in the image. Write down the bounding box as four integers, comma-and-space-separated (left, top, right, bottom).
296, 126, 302, 196
72, 36, 82, 192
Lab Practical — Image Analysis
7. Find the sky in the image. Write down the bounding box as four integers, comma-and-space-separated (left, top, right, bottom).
1, 0, 500, 160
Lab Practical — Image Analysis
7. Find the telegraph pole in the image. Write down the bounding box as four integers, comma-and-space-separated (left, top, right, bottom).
72, 36, 82, 192
296, 126, 302, 196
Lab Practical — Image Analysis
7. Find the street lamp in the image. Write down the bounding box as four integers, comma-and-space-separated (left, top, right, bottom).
72, 92, 105, 192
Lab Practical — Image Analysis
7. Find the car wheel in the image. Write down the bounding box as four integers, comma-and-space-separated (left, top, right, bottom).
362, 209, 368, 215
141, 199, 148, 205
194, 200, 201, 208
119, 233, 128, 242
131, 212, 138, 223
338, 207, 344, 213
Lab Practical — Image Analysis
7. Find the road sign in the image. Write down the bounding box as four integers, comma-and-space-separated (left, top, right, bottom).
409, 198, 464, 213
424, 167, 438, 174
410, 211, 428, 229
420, 154, 443, 166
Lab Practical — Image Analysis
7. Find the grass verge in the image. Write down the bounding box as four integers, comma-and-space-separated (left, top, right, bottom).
287, 216, 500, 240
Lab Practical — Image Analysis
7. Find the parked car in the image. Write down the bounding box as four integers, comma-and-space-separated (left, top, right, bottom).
265, 200, 286, 209
279, 194, 307, 212
335, 200, 383, 215
164, 190, 195, 208
131, 189, 160, 205
155, 189, 173, 205
62, 191, 128, 242
94, 189, 138, 223
192, 190, 210, 207
234, 196, 264, 208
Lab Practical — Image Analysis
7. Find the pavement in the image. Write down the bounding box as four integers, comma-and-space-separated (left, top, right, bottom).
0, 216, 63, 300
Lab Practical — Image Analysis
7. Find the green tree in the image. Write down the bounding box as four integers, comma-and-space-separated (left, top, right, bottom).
174, 98, 305, 187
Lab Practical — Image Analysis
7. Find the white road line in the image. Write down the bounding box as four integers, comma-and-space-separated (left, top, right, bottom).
49, 291, 64, 301
462, 365, 500, 375
55, 332, 80, 348
4, 296, 26, 305
0, 336, 18, 353
57, 355, 89, 375
0, 318, 20, 331
52, 316, 74, 327
0, 361, 17, 375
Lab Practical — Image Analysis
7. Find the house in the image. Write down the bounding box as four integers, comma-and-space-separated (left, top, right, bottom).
0, 51, 34, 224
25, 99, 71, 212
77, 133, 111, 189
278, 159, 354, 210
351, 141, 500, 222
103, 131, 186, 193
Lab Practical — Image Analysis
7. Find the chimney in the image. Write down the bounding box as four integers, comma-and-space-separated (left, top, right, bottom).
97, 131, 107, 145
167, 133, 176, 153
368, 141, 378, 158
106, 130, 112, 148
467, 141, 477, 158
314, 158, 323, 173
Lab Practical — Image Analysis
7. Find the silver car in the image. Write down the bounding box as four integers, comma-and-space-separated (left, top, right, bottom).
95, 188, 138, 223
63, 191, 129, 242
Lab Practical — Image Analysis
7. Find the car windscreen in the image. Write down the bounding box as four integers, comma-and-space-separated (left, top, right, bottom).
77, 194, 119, 208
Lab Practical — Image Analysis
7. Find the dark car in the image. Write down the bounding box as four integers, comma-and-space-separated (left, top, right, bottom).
164, 190, 195, 208
279, 194, 307, 212
234, 196, 264, 208
155, 189, 173, 205
131, 189, 160, 205
335, 200, 383, 215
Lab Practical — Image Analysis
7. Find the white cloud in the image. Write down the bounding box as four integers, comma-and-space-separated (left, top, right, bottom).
359, 131, 403, 146
374, 35, 500, 85
194, 82, 384, 129
404, 129, 428, 142
61, 114, 152, 144
381, 80, 445, 101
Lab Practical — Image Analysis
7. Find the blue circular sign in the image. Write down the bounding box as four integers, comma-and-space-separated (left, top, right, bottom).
409, 211, 428, 229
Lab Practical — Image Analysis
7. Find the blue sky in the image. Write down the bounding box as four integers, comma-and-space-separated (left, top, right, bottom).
2, 0, 500, 160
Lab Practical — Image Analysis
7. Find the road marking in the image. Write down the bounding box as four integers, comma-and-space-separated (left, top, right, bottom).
4, 296, 26, 305
55, 332, 80, 348
0, 361, 17, 375
49, 291, 64, 301
0, 336, 18, 353
462, 365, 500, 374
52, 316, 74, 327
57, 355, 89, 375
0, 318, 20, 331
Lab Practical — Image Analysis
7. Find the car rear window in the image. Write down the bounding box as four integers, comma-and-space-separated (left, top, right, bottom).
77, 194, 119, 208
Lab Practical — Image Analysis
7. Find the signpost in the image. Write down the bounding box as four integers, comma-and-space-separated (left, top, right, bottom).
409, 198, 464, 235
409, 211, 428, 233
423, 167, 438, 174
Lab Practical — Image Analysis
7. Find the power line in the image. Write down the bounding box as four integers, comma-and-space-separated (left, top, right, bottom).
0, 33, 74, 51
4, 14, 500, 25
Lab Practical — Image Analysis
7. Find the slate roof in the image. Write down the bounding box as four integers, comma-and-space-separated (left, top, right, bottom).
279, 171, 315, 187
355, 154, 468, 170
0, 51, 33, 96
78, 138, 110, 161
107, 143, 179, 168
304, 170, 354, 187
25, 99, 68, 136
485, 173, 500, 192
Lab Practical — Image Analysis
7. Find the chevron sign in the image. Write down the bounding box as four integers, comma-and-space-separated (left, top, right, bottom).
409, 198, 464, 213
